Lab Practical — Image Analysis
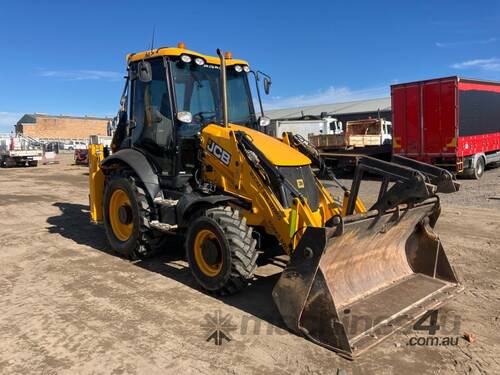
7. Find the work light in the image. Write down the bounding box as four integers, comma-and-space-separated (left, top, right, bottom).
181, 54, 192, 63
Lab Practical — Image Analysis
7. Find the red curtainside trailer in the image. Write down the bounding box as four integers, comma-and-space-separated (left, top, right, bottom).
392, 76, 500, 178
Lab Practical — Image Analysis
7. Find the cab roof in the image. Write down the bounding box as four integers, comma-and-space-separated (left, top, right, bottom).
127, 47, 249, 67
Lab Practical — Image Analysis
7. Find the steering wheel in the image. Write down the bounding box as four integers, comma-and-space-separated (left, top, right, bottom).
193, 111, 217, 124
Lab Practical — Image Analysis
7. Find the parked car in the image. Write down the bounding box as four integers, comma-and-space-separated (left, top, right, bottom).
64, 141, 87, 150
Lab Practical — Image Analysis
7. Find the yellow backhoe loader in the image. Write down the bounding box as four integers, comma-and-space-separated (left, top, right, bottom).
88, 43, 462, 358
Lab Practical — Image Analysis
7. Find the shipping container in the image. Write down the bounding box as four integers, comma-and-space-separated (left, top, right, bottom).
391, 76, 500, 178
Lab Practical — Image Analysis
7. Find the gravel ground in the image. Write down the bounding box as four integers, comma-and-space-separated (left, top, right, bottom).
0, 155, 499, 374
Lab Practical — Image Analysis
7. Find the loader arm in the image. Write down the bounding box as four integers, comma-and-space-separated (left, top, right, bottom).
199, 124, 341, 252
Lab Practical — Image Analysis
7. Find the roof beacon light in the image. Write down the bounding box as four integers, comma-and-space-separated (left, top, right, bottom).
177, 42, 186, 49
224, 51, 233, 59
181, 54, 192, 63
194, 57, 205, 66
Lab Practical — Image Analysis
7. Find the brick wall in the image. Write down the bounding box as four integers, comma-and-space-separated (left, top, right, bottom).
18, 116, 109, 139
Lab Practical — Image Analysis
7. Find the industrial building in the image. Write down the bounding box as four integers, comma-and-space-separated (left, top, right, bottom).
15, 113, 110, 141
265, 97, 391, 125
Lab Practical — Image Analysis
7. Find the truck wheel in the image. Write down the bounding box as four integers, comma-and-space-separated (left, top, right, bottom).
28, 161, 38, 167
186, 206, 257, 295
464, 157, 485, 179
103, 171, 166, 259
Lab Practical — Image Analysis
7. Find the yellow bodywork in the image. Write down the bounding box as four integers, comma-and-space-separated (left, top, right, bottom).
200, 123, 353, 252
88, 144, 105, 224
88, 122, 367, 250
127, 47, 249, 67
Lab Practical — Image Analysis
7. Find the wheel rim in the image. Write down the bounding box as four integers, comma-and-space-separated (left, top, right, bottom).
477, 160, 483, 175
193, 229, 223, 277
109, 189, 133, 241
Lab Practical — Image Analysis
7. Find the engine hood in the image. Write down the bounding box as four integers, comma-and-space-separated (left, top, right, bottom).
229, 124, 310, 167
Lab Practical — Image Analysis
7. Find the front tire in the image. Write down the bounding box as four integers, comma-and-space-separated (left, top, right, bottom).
186, 206, 258, 295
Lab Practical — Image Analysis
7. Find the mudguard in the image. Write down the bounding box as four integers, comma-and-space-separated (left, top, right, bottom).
102, 148, 161, 199
176, 193, 237, 227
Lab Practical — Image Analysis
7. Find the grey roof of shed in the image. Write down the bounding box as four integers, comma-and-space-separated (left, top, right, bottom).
265, 97, 391, 120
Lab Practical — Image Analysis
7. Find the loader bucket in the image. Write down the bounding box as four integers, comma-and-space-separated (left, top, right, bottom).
273, 198, 462, 359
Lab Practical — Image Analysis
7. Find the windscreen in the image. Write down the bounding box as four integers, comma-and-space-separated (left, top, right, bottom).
171, 60, 255, 136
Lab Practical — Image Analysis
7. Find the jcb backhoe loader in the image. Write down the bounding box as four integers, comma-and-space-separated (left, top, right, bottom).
88, 43, 462, 358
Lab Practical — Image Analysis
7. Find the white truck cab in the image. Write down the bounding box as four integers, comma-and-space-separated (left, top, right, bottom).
273, 116, 343, 139
381, 119, 393, 145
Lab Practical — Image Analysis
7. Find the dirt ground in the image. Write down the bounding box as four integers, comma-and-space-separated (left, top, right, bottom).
0, 155, 499, 375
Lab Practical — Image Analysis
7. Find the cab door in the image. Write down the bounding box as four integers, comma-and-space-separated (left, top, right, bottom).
130, 57, 175, 176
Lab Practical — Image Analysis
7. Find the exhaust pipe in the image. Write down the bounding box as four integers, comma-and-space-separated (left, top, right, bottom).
216, 48, 229, 128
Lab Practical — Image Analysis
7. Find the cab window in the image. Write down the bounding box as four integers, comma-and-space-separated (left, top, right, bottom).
131, 58, 174, 174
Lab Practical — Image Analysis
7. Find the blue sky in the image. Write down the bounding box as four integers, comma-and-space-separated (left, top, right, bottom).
0, 0, 499, 132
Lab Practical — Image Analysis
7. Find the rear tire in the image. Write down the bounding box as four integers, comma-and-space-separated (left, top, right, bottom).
186, 206, 257, 295
103, 170, 166, 259
464, 157, 485, 179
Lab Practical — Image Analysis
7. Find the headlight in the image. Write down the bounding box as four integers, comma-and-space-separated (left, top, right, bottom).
177, 111, 193, 123
259, 116, 271, 127
243, 65, 250, 73
234, 65, 243, 73
194, 57, 205, 66
181, 54, 192, 63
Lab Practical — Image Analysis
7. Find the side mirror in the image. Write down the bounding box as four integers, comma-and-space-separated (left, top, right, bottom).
177, 111, 193, 123
138, 61, 152, 82
259, 116, 271, 127
263, 77, 272, 95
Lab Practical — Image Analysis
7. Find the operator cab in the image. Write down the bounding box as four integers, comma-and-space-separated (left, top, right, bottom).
114, 44, 266, 193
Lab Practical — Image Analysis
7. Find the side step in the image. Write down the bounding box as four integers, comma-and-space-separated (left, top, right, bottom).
153, 197, 179, 207
150, 220, 178, 232
152, 197, 178, 232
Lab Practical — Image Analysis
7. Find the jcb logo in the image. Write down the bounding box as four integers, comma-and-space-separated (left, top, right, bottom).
207, 140, 231, 166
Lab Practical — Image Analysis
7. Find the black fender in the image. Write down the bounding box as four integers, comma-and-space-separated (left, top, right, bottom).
176, 193, 237, 227
102, 148, 161, 199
